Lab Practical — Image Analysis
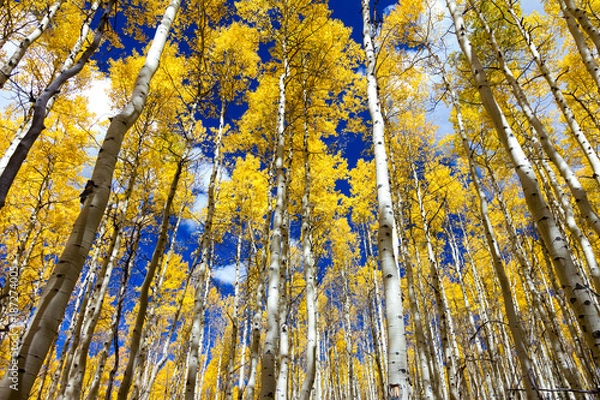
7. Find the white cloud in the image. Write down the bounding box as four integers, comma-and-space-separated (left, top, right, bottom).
212, 262, 248, 286
83, 74, 113, 136
182, 151, 232, 229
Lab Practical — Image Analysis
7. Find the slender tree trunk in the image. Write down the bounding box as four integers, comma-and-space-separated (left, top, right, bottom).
557, 0, 600, 91
502, 0, 600, 188
404, 257, 433, 399
559, 0, 600, 55
412, 167, 460, 400
237, 314, 249, 400
103, 227, 140, 400
245, 187, 274, 400
61, 172, 137, 400
299, 90, 318, 400
84, 327, 112, 400
225, 228, 244, 400
260, 50, 290, 400
361, 1, 410, 398
139, 269, 192, 400
117, 152, 185, 400
436, 57, 541, 397
52, 244, 101, 400
470, 1, 600, 240
0, 173, 48, 320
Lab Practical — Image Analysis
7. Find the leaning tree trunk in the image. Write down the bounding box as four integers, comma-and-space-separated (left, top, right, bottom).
557, 0, 600, 91
447, 0, 600, 365
559, 0, 600, 55
0, 2, 181, 397
361, 1, 411, 398
443, 68, 540, 397
61, 166, 138, 400
116, 151, 185, 400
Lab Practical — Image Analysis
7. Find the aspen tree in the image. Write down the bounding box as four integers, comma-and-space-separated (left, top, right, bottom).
116, 152, 186, 400
298, 92, 318, 400
0, 1, 181, 397
411, 165, 462, 400
224, 229, 244, 400
447, 0, 600, 365
361, 1, 411, 398
104, 226, 142, 400
557, 0, 600, 92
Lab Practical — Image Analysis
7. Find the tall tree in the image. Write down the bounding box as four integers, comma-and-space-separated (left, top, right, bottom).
361, 1, 411, 398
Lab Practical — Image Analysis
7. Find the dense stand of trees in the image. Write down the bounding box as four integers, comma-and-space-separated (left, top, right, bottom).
1, 0, 600, 399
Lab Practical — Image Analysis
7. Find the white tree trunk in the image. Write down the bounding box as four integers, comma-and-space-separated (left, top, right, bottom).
299, 92, 318, 400
225, 228, 244, 400
361, 1, 410, 398
559, 0, 600, 56
116, 152, 184, 400
558, 0, 600, 92
470, 2, 600, 239
261, 52, 290, 399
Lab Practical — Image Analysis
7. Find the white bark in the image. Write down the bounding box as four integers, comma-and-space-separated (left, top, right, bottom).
299, 90, 317, 400
447, 0, 600, 365
412, 167, 460, 400
0, 1, 180, 397
225, 228, 244, 400
116, 152, 184, 400
261, 55, 290, 400
450, 80, 540, 398
558, 0, 600, 92
0, 0, 111, 208
361, 1, 410, 398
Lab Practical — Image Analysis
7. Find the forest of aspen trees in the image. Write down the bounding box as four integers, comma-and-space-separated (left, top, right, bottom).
1, 0, 600, 399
